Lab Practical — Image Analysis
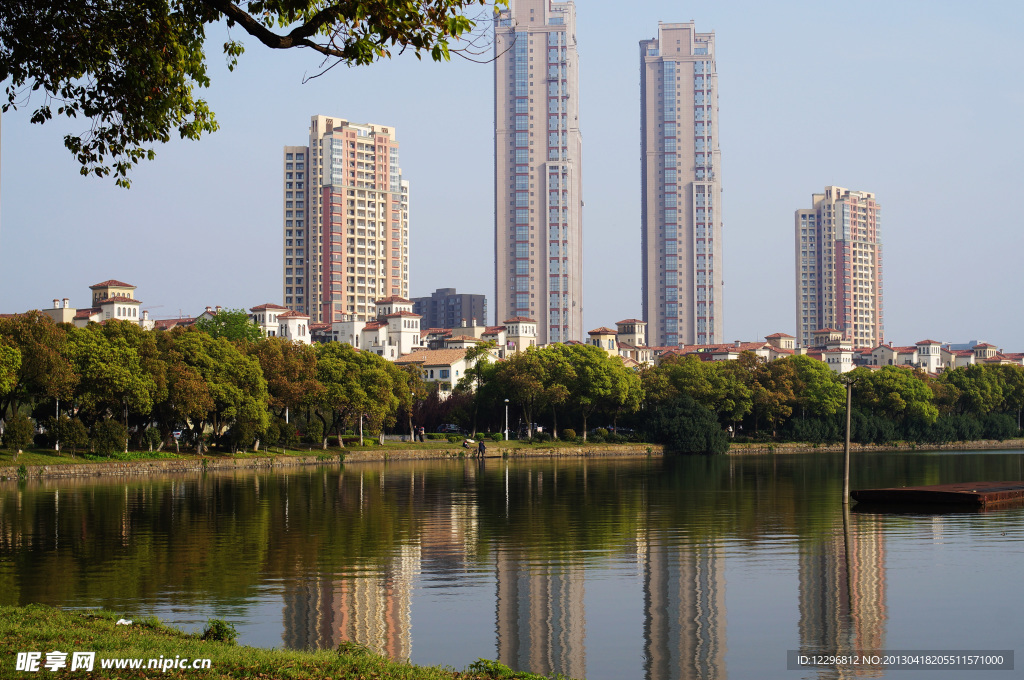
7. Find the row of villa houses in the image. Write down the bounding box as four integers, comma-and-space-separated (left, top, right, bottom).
23, 281, 1024, 397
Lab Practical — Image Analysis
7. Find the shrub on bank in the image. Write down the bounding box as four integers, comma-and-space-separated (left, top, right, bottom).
561, 428, 577, 441
1, 413, 33, 450
647, 395, 729, 455
91, 419, 128, 456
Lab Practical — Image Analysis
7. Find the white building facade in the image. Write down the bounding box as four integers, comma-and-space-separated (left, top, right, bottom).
640, 22, 723, 346
494, 0, 583, 345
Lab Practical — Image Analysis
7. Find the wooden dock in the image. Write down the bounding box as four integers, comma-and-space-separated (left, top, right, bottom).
851, 481, 1024, 507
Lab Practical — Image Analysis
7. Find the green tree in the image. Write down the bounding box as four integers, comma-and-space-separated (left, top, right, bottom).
0, 0, 501, 186
749, 357, 797, 437
493, 348, 547, 439
46, 415, 89, 457
646, 395, 728, 455
0, 339, 20, 399
548, 344, 641, 442
658, 355, 752, 429
997, 365, 1024, 430
91, 419, 128, 456
314, 343, 365, 447
455, 341, 496, 436
398, 363, 430, 438
155, 328, 269, 452
938, 365, 1006, 416
68, 324, 158, 433
786, 354, 845, 418
194, 309, 264, 343
851, 366, 939, 427
1, 411, 33, 451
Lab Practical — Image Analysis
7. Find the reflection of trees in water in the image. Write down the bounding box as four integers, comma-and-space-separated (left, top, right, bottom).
9, 452, 1004, 676
798, 514, 886, 679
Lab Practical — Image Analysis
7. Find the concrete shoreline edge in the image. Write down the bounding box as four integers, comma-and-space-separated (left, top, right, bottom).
2, 439, 1021, 481
0, 444, 664, 481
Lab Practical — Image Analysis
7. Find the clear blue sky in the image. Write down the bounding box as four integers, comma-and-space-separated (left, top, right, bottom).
1, 0, 1021, 347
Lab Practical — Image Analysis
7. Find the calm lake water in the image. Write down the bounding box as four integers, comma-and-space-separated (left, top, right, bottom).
2, 452, 1023, 680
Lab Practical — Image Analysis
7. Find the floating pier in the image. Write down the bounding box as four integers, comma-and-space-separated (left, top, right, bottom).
851, 481, 1024, 507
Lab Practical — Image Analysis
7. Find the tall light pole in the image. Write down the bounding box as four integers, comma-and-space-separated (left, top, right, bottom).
839, 374, 857, 505
504, 399, 510, 441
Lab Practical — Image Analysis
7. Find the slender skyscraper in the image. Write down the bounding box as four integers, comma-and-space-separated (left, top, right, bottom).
640, 22, 723, 347
795, 186, 883, 348
283, 115, 410, 324
494, 0, 583, 345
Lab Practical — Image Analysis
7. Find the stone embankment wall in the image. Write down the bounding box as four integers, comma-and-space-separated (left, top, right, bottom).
729, 439, 1024, 455
4, 440, 1021, 480
0, 444, 663, 480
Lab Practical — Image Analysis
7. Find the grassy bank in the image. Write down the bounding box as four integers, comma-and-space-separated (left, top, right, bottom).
0, 438, 650, 473
0, 604, 565, 679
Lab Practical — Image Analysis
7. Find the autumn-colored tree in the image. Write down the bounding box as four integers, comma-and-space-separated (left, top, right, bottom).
0, 312, 77, 419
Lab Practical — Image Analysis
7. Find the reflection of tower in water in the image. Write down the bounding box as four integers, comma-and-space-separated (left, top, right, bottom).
640, 532, 726, 680
282, 543, 420, 659
798, 515, 886, 679
495, 549, 586, 680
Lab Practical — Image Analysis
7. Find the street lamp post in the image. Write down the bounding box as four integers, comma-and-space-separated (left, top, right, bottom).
504, 399, 510, 441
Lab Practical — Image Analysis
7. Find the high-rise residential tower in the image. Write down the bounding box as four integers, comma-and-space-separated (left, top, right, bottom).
640, 22, 723, 347
283, 115, 410, 324
795, 186, 883, 348
494, 0, 583, 345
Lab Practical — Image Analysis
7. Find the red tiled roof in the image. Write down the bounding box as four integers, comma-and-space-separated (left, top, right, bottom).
892, 346, 918, 354
277, 310, 309, 318
383, 310, 419, 318
588, 327, 618, 335
483, 325, 506, 335
309, 323, 331, 330
765, 332, 795, 338
950, 350, 974, 356
446, 335, 481, 343
615, 318, 646, 325
153, 317, 195, 330
375, 295, 413, 304
249, 303, 289, 311
90, 279, 134, 289
680, 342, 769, 354
74, 308, 101, 320
394, 348, 468, 367
973, 343, 997, 349
814, 328, 839, 333
771, 347, 795, 355
915, 339, 941, 345
502, 317, 536, 323
363, 321, 387, 330
96, 296, 140, 305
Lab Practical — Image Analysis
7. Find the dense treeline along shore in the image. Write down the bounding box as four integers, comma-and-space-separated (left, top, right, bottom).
0, 604, 559, 679
1, 312, 1022, 459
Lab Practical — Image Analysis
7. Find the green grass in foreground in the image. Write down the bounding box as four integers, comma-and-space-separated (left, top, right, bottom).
0, 604, 572, 679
